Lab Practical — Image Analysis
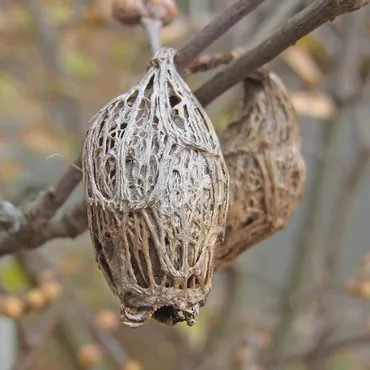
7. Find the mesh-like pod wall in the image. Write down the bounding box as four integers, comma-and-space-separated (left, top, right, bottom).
83, 47, 229, 327
217, 70, 306, 269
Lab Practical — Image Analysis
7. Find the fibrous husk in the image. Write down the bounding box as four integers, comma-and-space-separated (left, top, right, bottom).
82, 47, 229, 327
216, 69, 306, 270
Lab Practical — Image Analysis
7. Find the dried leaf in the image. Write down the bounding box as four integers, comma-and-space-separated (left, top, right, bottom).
282, 46, 323, 86
296, 34, 329, 62
290, 91, 338, 119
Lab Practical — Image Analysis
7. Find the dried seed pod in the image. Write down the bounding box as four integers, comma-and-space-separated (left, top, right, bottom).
83, 47, 229, 327
216, 70, 305, 269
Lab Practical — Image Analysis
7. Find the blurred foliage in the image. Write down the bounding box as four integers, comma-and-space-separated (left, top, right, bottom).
62, 52, 99, 78
0, 259, 29, 292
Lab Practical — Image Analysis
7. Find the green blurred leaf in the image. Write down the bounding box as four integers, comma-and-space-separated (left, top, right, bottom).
0, 258, 30, 292
62, 52, 98, 78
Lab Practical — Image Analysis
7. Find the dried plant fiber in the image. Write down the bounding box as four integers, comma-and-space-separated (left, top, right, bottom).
83, 47, 229, 327
217, 69, 306, 269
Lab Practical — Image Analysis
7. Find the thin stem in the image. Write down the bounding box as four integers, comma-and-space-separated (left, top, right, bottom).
194, 0, 369, 107
251, 0, 305, 46
141, 17, 162, 55
176, 0, 266, 69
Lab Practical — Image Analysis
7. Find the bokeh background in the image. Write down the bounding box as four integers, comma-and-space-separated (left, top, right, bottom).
1, 1, 370, 369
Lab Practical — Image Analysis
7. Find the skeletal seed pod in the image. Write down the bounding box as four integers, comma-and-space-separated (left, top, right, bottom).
83, 47, 229, 327
216, 70, 306, 269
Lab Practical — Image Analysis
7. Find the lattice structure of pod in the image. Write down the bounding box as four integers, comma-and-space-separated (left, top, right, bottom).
82, 47, 229, 327
216, 69, 306, 270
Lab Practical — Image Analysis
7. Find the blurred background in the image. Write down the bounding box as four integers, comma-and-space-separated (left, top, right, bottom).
1, 0, 370, 369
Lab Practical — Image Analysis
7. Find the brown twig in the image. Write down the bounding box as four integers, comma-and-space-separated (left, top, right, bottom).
184, 49, 246, 75
175, 0, 266, 70
251, 0, 306, 46
194, 0, 369, 107
0, 155, 83, 256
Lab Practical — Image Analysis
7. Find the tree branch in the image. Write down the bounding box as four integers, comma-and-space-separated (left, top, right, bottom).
194, 0, 369, 107
175, 0, 266, 70
0, 154, 82, 256
0, 198, 86, 256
